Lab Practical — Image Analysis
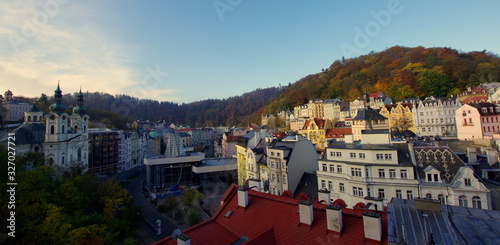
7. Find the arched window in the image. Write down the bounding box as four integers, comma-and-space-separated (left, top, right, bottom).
50, 125, 55, 134
62, 156, 65, 165
438, 194, 445, 204
459, 195, 468, 207
75, 125, 78, 131
426, 193, 432, 199
472, 196, 482, 209
27, 116, 31, 122
62, 125, 65, 134
33, 146, 40, 153
33, 116, 37, 122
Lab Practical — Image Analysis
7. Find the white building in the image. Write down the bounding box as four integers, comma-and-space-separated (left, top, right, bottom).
410, 96, 461, 137
317, 131, 419, 208
266, 135, 318, 195
43, 85, 90, 173
413, 145, 491, 209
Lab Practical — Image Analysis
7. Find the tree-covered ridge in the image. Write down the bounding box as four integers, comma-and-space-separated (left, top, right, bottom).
264, 46, 500, 114
32, 87, 282, 128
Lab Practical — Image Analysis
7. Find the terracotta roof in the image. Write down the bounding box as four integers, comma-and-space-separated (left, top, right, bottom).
463, 96, 488, 104
325, 127, 352, 138
155, 184, 388, 245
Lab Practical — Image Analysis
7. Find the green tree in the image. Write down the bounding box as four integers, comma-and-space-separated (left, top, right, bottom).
181, 189, 204, 208
416, 67, 450, 97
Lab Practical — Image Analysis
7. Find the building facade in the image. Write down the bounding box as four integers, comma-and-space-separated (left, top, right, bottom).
456, 102, 500, 140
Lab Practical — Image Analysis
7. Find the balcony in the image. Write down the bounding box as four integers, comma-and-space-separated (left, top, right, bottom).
462, 122, 474, 126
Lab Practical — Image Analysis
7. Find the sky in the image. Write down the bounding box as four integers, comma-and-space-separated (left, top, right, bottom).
1, 0, 500, 104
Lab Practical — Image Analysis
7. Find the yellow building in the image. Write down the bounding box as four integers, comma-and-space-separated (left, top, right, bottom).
379, 102, 416, 133
300, 118, 335, 148
236, 144, 247, 185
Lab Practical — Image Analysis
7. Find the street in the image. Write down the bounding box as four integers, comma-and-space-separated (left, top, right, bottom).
126, 170, 180, 244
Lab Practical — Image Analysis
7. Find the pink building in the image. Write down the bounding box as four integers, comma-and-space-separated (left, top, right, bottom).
456, 103, 500, 140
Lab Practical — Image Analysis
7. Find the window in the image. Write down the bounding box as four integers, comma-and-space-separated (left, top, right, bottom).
396, 190, 402, 199
359, 153, 366, 159
50, 125, 55, 134
352, 187, 358, 196
472, 196, 482, 209
328, 181, 333, 190
384, 154, 392, 160
378, 169, 385, 178
438, 194, 445, 204
425, 193, 432, 199
351, 168, 362, 177
337, 165, 343, 173
339, 183, 345, 192
389, 169, 396, 178
434, 174, 439, 182
271, 152, 275, 156
277, 152, 281, 157
376, 154, 384, 160
400, 170, 408, 179
329, 164, 334, 172
407, 190, 413, 200
330, 151, 334, 157
283, 175, 286, 184
464, 178, 471, 186
427, 173, 432, 182
459, 195, 468, 207
350, 153, 356, 158
321, 180, 326, 189
378, 189, 385, 199
322, 164, 327, 172
336, 152, 342, 157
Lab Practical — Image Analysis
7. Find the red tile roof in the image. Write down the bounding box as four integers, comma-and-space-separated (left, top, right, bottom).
154, 184, 388, 245
326, 128, 352, 138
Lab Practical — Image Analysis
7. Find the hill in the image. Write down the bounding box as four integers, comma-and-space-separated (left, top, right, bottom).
31, 87, 282, 128
263, 46, 500, 114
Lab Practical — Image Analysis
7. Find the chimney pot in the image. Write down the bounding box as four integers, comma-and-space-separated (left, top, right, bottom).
318, 189, 331, 205
238, 188, 248, 208
326, 205, 343, 232
363, 211, 382, 242
298, 201, 314, 225
249, 179, 262, 192
177, 234, 191, 245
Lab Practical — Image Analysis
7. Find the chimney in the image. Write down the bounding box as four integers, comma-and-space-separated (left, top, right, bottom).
467, 147, 477, 163
362, 211, 382, 242
177, 234, 190, 245
248, 179, 262, 192
318, 189, 331, 205
486, 149, 499, 166
326, 205, 343, 233
298, 201, 314, 225
238, 188, 248, 208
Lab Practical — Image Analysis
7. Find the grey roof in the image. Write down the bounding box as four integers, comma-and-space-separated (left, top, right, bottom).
413, 146, 467, 183
28, 103, 41, 112
389, 198, 500, 245
0, 123, 45, 146
352, 107, 387, 121
293, 172, 318, 200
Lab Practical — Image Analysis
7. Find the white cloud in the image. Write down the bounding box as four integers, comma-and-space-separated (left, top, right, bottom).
0, 1, 175, 102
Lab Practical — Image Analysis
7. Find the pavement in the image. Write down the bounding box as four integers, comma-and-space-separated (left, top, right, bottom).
126, 171, 180, 244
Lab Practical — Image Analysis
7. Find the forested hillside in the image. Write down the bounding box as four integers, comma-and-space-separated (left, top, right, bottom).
33, 87, 282, 128
264, 46, 500, 114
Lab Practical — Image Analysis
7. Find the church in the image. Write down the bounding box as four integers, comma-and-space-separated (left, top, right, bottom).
43, 84, 90, 172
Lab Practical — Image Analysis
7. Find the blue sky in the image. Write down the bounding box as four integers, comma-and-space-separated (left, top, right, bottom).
1, 0, 500, 103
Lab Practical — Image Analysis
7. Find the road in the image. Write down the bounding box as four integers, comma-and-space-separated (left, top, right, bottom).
126, 171, 180, 243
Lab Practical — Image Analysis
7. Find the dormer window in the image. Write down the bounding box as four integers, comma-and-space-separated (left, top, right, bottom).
464, 178, 471, 186
424, 165, 441, 182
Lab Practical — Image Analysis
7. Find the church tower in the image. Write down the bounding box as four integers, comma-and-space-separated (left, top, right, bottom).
44, 84, 90, 172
